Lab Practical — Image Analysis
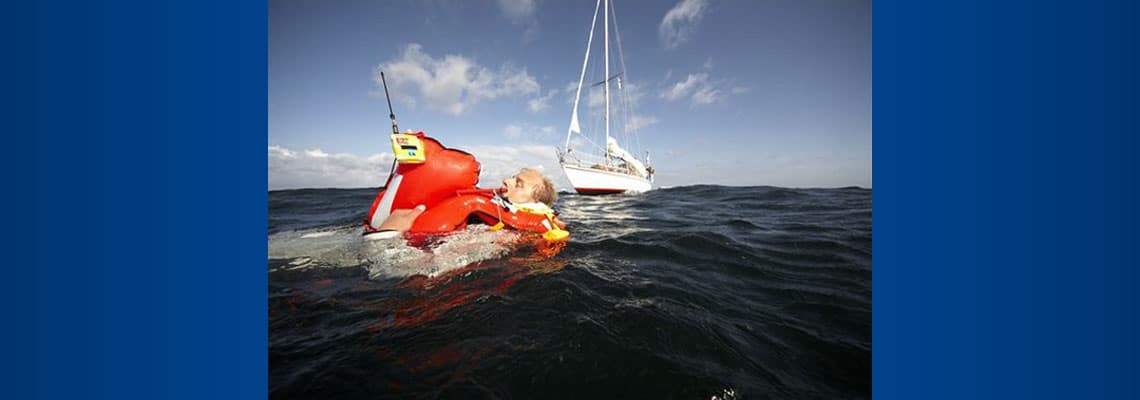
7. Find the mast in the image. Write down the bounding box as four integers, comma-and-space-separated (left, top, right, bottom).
566, 0, 602, 152
603, 0, 611, 165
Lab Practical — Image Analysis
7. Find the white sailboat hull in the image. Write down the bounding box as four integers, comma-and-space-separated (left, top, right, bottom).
561, 163, 651, 194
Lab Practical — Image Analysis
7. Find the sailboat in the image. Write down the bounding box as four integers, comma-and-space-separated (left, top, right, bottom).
558, 0, 654, 195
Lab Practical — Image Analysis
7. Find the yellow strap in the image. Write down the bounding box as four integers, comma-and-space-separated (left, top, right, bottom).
494, 202, 568, 242
540, 214, 569, 242
514, 202, 553, 215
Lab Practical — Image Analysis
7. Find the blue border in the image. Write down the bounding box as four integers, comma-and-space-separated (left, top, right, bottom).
4, 2, 37, 398
876, 0, 1138, 398
18, 0, 1140, 398
27, 1, 266, 398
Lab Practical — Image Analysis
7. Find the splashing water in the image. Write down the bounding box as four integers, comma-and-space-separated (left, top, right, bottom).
268, 224, 525, 279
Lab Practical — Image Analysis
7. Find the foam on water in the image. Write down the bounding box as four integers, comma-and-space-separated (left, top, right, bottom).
362, 226, 524, 279
267, 224, 365, 269
267, 224, 522, 279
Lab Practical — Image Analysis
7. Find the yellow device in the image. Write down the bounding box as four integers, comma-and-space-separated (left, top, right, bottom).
542, 228, 570, 242
390, 134, 426, 164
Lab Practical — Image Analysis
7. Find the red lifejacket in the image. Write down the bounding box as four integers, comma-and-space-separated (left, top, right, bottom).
364, 132, 479, 229
409, 190, 562, 234
363, 132, 567, 240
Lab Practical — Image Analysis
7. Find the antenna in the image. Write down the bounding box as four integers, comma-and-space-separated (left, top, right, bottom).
379, 71, 399, 135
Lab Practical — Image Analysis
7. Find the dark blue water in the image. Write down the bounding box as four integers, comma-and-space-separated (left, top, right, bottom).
268, 185, 871, 399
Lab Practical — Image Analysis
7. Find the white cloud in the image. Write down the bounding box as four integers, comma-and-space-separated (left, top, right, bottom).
562, 80, 582, 107
496, 0, 536, 21
268, 145, 392, 190
702, 57, 714, 70
497, 0, 540, 43
659, 0, 709, 50
268, 142, 571, 191
586, 86, 605, 108
661, 72, 736, 107
617, 80, 647, 107
503, 123, 557, 139
527, 88, 558, 113
662, 73, 709, 101
731, 86, 750, 94
625, 115, 659, 132
269, 145, 295, 159
462, 144, 569, 190
691, 86, 722, 105
376, 44, 540, 115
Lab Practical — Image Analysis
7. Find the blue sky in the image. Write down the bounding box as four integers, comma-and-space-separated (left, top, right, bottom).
269, 0, 871, 190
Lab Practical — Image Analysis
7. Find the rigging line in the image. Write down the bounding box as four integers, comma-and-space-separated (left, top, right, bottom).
610, 0, 641, 157
566, 0, 603, 151
577, 47, 602, 148
574, 103, 608, 155
572, 123, 604, 151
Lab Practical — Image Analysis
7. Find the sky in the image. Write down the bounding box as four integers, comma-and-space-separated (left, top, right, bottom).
268, 0, 871, 190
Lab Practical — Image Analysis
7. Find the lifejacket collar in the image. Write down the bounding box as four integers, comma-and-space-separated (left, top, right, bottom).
491, 193, 553, 215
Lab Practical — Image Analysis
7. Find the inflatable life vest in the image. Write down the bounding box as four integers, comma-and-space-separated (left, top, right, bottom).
364, 132, 568, 242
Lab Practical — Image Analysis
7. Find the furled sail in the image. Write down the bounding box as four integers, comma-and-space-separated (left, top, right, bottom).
606, 137, 648, 177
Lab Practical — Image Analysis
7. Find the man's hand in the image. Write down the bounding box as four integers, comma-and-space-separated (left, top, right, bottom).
378, 204, 426, 232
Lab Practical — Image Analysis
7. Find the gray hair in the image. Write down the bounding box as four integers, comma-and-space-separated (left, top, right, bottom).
522, 167, 558, 206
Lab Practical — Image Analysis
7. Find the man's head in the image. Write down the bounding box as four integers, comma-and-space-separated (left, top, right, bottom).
501, 168, 558, 206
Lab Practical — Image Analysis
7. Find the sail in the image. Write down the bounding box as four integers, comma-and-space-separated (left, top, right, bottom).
569, 108, 581, 134
565, 0, 602, 149
606, 137, 648, 177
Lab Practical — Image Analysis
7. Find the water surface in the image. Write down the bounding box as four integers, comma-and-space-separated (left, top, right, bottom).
269, 185, 871, 399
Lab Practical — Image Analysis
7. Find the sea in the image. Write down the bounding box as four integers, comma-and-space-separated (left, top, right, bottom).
268, 185, 871, 399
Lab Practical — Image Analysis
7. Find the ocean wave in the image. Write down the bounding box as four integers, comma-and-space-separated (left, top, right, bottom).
269, 185, 871, 398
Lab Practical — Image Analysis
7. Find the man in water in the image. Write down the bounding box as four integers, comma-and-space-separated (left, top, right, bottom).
375, 168, 559, 233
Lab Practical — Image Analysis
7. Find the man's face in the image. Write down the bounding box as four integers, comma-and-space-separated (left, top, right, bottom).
501, 169, 543, 204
